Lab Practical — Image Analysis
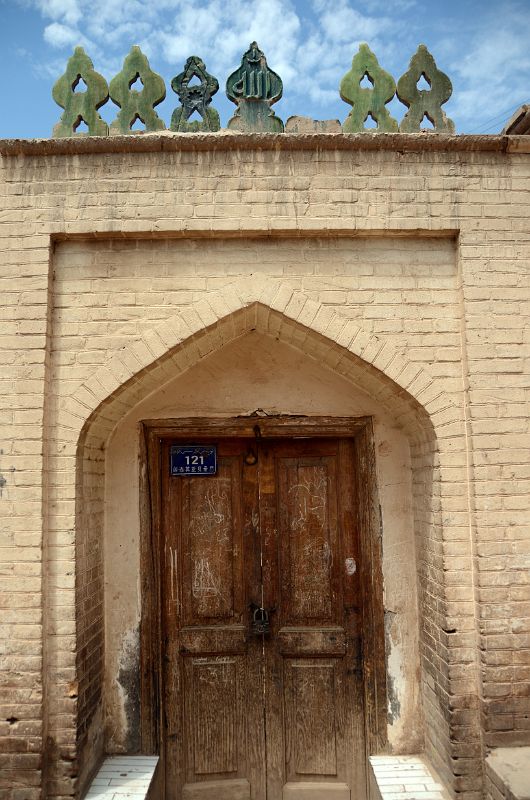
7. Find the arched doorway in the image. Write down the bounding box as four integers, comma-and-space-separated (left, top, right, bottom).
69, 304, 442, 797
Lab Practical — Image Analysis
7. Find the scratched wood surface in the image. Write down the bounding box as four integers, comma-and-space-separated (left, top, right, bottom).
261, 439, 366, 799
182, 463, 237, 620
161, 439, 265, 800
353, 424, 387, 755
159, 435, 368, 800
287, 660, 338, 775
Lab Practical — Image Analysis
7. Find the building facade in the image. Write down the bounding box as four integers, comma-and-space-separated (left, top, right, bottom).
0, 131, 529, 799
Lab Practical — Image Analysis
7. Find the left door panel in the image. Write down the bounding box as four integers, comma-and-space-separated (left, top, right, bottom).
161, 439, 265, 800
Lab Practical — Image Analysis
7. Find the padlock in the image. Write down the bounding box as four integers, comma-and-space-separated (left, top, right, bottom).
251, 605, 270, 636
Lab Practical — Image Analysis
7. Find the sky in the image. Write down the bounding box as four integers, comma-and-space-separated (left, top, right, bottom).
1, 0, 530, 138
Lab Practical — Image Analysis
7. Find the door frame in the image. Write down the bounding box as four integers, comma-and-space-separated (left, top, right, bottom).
139, 416, 387, 785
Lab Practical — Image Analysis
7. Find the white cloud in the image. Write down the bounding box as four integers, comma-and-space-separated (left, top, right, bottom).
24, 0, 393, 79
315, 0, 393, 43
152, 0, 302, 80
21, 0, 411, 126
34, 0, 82, 25
445, 2, 530, 131
44, 21, 82, 47
19, 0, 530, 131
360, 0, 417, 11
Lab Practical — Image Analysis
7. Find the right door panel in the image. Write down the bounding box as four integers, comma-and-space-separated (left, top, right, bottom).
260, 439, 366, 800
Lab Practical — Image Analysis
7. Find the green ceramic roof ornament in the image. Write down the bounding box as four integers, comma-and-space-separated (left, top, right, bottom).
226, 42, 284, 132
109, 46, 166, 134
397, 45, 455, 133
340, 44, 398, 133
52, 47, 108, 137
170, 56, 220, 132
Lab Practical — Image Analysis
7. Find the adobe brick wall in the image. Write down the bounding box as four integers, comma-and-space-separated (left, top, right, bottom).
0, 132, 529, 799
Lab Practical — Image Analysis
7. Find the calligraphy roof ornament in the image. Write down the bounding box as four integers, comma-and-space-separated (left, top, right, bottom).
170, 56, 220, 132
226, 42, 284, 132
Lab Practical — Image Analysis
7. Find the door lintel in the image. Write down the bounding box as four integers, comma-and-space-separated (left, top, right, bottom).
141, 415, 372, 439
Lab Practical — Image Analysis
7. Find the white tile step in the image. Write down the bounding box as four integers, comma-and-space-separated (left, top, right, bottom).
84, 756, 159, 800
369, 755, 451, 800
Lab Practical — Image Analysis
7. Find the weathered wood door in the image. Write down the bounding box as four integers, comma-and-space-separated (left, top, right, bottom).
160, 437, 366, 800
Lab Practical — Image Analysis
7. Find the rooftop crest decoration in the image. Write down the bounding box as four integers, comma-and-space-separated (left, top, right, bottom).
50, 42, 457, 137
340, 44, 398, 133
109, 46, 166, 134
170, 56, 220, 132
226, 42, 284, 132
397, 45, 454, 133
52, 46, 109, 137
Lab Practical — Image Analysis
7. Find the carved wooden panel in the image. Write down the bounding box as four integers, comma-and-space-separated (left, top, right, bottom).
188, 658, 238, 775
180, 626, 246, 655
277, 627, 346, 657
285, 661, 338, 777
277, 457, 339, 623
182, 464, 238, 621
182, 779, 251, 800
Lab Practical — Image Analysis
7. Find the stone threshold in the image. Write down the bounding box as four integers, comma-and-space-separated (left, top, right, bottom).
83, 756, 159, 799
369, 755, 451, 800
486, 747, 530, 800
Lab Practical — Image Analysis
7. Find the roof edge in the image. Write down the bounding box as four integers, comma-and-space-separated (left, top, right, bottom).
1, 131, 530, 157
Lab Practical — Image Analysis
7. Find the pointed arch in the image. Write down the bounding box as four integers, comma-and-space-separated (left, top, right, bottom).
60, 290, 474, 794
69, 289, 458, 451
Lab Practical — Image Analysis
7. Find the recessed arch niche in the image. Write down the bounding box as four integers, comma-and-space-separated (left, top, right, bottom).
73, 303, 441, 791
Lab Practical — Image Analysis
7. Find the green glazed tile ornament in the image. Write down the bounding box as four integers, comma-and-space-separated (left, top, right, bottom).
340, 44, 398, 133
397, 45, 455, 133
52, 47, 108, 137
109, 46, 166, 134
226, 42, 284, 132
170, 56, 220, 132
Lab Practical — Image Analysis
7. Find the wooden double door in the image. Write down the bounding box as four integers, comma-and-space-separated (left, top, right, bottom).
160, 436, 366, 800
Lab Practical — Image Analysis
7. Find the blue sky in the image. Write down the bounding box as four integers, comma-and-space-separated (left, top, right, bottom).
1, 0, 530, 138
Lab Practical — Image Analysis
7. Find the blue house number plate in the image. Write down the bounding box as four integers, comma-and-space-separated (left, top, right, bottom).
170, 445, 217, 476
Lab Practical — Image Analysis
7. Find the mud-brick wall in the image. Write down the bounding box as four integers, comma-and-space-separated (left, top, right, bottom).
0, 134, 529, 800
